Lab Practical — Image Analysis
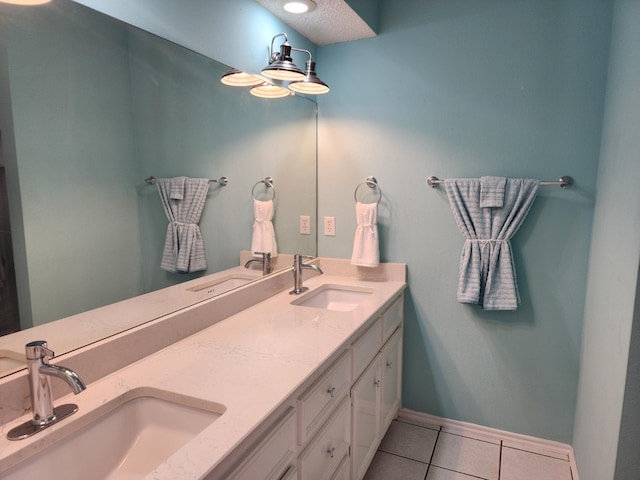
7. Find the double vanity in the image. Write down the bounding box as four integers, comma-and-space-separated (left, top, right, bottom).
0, 257, 406, 480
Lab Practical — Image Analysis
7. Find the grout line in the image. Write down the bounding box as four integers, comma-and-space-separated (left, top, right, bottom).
376, 449, 429, 466
502, 444, 571, 462
498, 440, 503, 480
423, 425, 442, 480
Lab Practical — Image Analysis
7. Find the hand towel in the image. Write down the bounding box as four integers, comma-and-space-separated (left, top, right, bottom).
351, 201, 379, 267
251, 199, 278, 257
170, 176, 186, 200
479, 176, 506, 208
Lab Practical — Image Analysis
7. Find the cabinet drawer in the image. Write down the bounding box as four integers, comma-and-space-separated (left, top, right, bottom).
228, 409, 296, 480
298, 352, 351, 444
352, 317, 382, 381
298, 398, 350, 480
381, 296, 403, 343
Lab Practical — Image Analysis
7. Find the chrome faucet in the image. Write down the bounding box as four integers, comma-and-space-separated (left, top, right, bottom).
244, 251, 272, 275
290, 254, 323, 295
7, 340, 87, 440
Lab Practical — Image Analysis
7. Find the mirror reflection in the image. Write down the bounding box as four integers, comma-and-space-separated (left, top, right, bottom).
0, 0, 317, 375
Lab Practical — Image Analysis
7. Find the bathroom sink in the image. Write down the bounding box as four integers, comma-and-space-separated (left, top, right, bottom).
3, 391, 225, 479
292, 284, 374, 311
0, 350, 24, 371
187, 273, 257, 295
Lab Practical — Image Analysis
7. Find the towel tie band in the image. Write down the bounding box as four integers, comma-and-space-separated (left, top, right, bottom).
467, 239, 507, 254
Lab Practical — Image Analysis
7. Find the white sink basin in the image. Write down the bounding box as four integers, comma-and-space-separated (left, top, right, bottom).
0, 350, 25, 372
187, 273, 257, 295
292, 284, 374, 311
3, 392, 225, 479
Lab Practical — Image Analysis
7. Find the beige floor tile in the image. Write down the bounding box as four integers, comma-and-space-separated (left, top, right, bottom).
378, 420, 439, 462
363, 451, 428, 480
501, 447, 573, 480
431, 432, 500, 480
427, 465, 489, 479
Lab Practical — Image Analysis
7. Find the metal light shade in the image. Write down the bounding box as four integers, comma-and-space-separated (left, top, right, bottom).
250, 82, 291, 99
220, 69, 263, 87
288, 61, 329, 95
261, 43, 305, 81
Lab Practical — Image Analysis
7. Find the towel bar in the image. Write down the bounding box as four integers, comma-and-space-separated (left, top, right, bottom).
145, 176, 228, 186
426, 175, 573, 189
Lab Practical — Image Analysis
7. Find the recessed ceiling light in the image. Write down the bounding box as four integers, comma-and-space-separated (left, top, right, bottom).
282, 0, 316, 14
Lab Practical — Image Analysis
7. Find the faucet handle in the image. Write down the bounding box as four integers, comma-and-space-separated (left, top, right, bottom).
25, 341, 55, 361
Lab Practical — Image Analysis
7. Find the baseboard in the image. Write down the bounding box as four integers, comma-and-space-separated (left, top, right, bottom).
397, 408, 579, 480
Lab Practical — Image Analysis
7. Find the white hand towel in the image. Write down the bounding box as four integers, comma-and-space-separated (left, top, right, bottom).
251, 199, 278, 257
351, 201, 379, 267
480, 176, 506, 208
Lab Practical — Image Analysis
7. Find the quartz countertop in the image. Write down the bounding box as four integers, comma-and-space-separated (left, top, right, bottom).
0, 261, 405, 479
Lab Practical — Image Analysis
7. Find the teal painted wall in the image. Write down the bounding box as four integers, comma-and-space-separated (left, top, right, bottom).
572, 0, 640, 477
316, 0, 612, 442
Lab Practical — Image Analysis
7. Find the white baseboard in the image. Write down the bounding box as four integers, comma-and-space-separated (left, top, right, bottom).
397, 408, 579, 480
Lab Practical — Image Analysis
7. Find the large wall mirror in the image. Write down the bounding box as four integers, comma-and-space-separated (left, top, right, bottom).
0, 0, 317, 377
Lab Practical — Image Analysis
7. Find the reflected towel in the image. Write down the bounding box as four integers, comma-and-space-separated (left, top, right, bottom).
157, 177, 209, 273
170, 176, 186, 200
351, 202, 379, 267
479, 176, 506, 208
251, 199, 278, 257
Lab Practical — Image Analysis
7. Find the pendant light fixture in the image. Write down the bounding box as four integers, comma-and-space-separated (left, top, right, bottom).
250, 82, 292, 99
288, 52, 329, 95
220, 32, 329, 97
261, 33, 305, 81
220, 69, 264, 87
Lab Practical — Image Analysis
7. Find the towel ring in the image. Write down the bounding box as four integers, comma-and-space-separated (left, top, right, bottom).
354, 176, 382, 204
252, 177, 276, 201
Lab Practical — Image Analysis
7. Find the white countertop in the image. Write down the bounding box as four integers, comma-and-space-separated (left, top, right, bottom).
0, 265, 405, 479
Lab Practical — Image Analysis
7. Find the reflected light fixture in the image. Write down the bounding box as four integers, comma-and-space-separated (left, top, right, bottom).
282, 0, 316, 14
288, 51, 329, 95
220, 69, 264, 87
250, 82, 291, 99
261, 33, 305, 81
0, 0, 50, 3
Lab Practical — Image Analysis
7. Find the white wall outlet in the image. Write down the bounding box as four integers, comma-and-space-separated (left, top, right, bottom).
300, 215, 311, 235
324, 216, 336, 236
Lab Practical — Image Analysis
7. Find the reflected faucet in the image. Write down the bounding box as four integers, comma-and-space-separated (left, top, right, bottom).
244, 251, 272, 275
290, 254, 323, 295
7, 341, 87, 440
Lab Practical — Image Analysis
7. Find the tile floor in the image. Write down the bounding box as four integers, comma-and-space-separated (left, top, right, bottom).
364, 420, 576, 480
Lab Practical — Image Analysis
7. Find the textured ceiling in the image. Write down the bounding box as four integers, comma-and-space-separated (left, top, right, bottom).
254, 0, 376, 45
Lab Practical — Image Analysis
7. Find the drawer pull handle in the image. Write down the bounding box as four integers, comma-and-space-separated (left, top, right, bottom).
386, 361, 393, 368
374, 379, 381, 387
327, 447, 336, 458
327, 387, 336, 398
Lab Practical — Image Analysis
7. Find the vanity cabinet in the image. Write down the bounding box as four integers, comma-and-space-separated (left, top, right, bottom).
226, 408, 297, 480
221, 293, 403, 480
351, 298, 404, 480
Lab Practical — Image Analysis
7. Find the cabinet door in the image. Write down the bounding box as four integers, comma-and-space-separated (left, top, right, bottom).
381, 328, 403, 434
350, 354, 382, 480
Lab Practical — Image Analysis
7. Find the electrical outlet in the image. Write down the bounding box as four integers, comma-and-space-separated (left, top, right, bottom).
324, 216, 336, 236
300, 215, 311, 235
